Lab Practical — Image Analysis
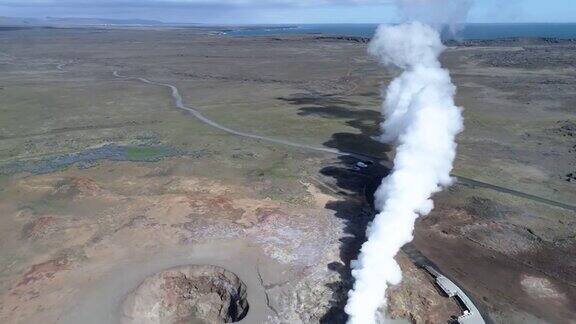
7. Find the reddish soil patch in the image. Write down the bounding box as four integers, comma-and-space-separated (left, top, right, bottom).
255, 207, 287, 223
16, 257, 70, 288
388, 253, 461, 323
53, 177, 102, 197
186, 194, 245, 219
21, 216, 57, 240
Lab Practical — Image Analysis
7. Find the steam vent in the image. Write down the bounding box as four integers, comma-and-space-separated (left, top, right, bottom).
121, 265, 249, 324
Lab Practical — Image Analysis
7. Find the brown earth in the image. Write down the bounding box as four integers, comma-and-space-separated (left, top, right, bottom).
0, 27, 575, 323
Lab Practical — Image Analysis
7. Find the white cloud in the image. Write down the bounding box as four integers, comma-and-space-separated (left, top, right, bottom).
0, 0, 398, 25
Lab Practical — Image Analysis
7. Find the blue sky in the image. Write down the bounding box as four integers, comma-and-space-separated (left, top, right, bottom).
0, 0, 574, 24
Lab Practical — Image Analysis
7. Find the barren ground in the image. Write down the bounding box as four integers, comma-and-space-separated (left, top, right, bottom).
0, 27, 575, 323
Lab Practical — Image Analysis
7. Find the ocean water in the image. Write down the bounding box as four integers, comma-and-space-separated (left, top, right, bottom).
227, 23, 576, 40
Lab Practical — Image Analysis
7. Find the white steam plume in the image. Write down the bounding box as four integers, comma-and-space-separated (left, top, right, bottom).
344, 21, 464, 324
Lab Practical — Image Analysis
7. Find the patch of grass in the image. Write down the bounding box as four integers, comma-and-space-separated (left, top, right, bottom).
124, 146, 172, 161
0, 174, 9, 190
33, 197, 69, 214
251, 159, 295, 180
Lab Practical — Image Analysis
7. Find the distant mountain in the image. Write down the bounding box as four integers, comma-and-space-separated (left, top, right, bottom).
0, 16, 165, 27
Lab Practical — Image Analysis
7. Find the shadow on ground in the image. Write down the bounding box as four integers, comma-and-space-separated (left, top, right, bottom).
278, 93, 391, 322
279, 93, 388, 159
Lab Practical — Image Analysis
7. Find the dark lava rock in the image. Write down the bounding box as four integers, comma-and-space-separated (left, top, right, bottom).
550, 120, 576, 137
314, 36, 370, 43
446, 37, 576, 47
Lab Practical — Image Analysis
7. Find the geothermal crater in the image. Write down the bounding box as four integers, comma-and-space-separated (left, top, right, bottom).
121, 265, 249, 324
